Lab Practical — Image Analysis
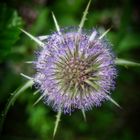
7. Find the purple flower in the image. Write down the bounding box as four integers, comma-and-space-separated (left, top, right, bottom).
34, 28, 117, 114
19, 1, 120, 118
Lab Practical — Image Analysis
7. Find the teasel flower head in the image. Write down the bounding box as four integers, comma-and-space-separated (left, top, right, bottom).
32, 26, 117, 114
20, 0, 120, 116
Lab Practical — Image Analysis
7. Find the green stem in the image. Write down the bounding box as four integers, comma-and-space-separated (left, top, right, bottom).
0, 80, 34, 134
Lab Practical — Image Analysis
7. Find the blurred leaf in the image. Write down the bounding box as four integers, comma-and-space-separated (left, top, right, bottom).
117, 33, 140, 52
30, 8, 49, 34
59, 15, 78, 26
27, 105, 53, 139
95, 111, 114, 130
114, 0, 132, 49
54, 0, 84, 14
87, 9, 114, 28
0, 4, 23, 61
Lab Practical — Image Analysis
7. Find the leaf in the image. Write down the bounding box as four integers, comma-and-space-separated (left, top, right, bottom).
29, 9, 49, 34
117, 33, 140, 53
0, 4, 23, 61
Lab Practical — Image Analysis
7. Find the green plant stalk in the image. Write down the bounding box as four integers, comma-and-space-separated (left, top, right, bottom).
0, 80, 34, 134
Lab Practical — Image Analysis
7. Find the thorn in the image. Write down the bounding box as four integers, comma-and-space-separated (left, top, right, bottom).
53, 109, 62, 138
78, 0, 91, 33
33, 90, 40, 95
19, 28, 45, 47
20, 73, 33, 80
25, 61, 34, 64
33, 95, 44, 106
106, 95, 122, 109
98, 28, 111, 40
81, 109, 87, 122
52, 12, 61, 35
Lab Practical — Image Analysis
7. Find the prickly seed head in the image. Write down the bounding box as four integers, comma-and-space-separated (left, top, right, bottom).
34, 28, 117, 114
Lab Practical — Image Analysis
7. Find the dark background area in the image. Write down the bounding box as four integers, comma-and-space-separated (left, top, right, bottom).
0, 0, 140, 140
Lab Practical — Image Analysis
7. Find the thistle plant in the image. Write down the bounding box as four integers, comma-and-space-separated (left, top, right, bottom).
33, 25, 118, 112
1, 0, 140, 138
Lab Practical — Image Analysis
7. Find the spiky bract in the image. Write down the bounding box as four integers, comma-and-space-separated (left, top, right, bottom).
34, 28, 117, 114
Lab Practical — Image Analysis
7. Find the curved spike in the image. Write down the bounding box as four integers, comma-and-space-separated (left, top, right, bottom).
81, 109, 87, 122
98, 28, 111, 40
53, 109, 62, 138
52, 12, 61, 35
20, 73, 33, 80
19, 28, 45, 47
25, 61, 34, 64
78, 0, 91, 33
33, 90, 40, 95
106, 95, 122, 109
33, 94, 44, 106
33, 87, 49, 100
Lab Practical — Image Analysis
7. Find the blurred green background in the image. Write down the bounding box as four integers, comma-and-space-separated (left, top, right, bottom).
0, 0, 140, 140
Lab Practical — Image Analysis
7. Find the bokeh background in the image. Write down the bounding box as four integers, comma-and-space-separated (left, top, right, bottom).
0, 0, 140, 140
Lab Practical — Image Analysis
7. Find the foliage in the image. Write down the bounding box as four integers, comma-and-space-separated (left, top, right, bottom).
0, 4, 23, 61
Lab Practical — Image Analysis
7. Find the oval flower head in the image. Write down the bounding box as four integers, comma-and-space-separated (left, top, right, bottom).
34, 26, 117, 114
